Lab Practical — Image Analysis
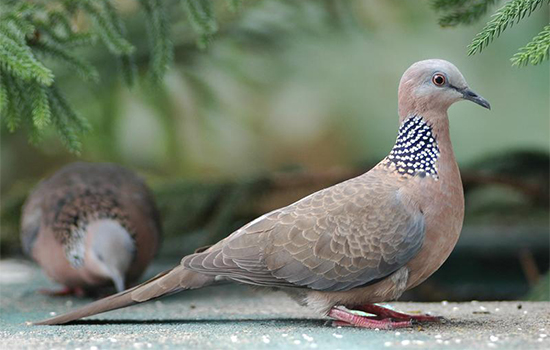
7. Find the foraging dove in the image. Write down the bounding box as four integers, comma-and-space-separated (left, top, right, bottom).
21, 162, 162, 295
35, 59, 490, 328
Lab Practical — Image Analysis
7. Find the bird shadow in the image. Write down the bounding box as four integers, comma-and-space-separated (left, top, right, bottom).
52, 318, 485, 330
58, 318, 329, 327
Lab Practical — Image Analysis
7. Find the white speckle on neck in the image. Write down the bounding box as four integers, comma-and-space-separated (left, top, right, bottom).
384, 116, 440, 179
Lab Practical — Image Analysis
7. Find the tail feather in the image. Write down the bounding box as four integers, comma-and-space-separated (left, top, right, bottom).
33, 266, 214, 325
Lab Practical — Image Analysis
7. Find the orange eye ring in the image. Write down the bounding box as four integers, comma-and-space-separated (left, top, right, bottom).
432, 74, 446, 86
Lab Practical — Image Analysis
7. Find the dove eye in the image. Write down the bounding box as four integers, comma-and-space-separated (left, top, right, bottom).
432, 74, 446, 87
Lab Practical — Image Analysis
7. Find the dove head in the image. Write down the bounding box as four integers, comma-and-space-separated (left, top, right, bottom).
85, 219, 135, 292
398, 59, 490, 121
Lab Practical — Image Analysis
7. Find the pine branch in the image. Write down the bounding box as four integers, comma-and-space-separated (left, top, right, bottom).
437, 0, 499, 27
432, 0, 474, 11
47, 85, 90, 153
99, 0, 137, 86
29, 82, 52, 129
140, 0, 174, 82
80, 0, 135, 56
468, 0, 548, 55
1, 71, 29, 132
32, 41, 100, 83
511, 25, 550, 66
0, 31, 54, 86
0, 70, 7, 115
182, 0, 219, 48
226, 0, 243, 12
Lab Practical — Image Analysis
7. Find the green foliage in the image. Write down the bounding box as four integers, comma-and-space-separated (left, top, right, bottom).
182, 0, 219, 48
433, 0, 550, 66
140, 0, 173, 82
0, 0, 231, 153
468, 0, 547, 55
433, 0, 499, 26
511, 24, 550, 65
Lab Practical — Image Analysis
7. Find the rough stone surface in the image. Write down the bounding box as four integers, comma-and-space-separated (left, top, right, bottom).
1, 259, 549, 350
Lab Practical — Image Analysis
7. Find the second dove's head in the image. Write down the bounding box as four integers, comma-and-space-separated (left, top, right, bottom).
398, 59, 490, 119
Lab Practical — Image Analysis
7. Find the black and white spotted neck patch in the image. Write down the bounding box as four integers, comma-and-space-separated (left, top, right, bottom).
384, 115, 440, 179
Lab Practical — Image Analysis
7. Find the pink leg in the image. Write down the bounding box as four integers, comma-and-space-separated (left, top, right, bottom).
357, 304, 444, 323
328, 307, 412, 329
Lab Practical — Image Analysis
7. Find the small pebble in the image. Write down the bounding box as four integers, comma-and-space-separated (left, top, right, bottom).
384, 342, 392, 347
230, 335, 238, 343
490, 335, 499, 342
262, 336, 270, 344
523, 311, 528, 314
310, 343, 318, 349
488, 343, 497, 348
395, 332, 401, 336
540, 334, 547, 338
302, 334, 313, 342
441, 300, 448, 306
401, 340, 410, 346
452, 306, 459, 311
436, 339, 443, 344
282, 334, 288, 337
435, 334, 442, 339
479, 306, 487, 311
333, 333, 343, 339
293, 340, 301, 345
443, 340, 450, 345
455, 339, 462, 344
412, 340, 425, 345
49, 312, 56, 316
495, 308, 500, 312
538, 338, 544, 342
90, 347, 98, 350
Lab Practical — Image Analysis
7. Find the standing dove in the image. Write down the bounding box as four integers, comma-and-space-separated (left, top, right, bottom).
35, 59, 490, 328
21, 162, 162, 296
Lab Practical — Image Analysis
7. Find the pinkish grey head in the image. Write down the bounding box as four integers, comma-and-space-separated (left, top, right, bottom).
398, 59, 490, 120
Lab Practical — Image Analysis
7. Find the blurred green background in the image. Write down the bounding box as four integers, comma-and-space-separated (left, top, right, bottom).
1, 0, 549, 301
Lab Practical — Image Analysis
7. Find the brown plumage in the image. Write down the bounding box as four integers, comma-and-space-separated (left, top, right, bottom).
34, 59, 490, 328
21, 162, 162, 295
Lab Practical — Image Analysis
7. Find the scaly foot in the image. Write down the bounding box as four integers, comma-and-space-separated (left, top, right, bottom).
328, 307, 412, 329
357, 303, 445, 323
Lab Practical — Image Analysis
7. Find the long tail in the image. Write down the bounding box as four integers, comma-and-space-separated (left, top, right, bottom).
33, 266, 215, 325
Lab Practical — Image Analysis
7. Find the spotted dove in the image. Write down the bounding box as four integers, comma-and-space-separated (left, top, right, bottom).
21, 162, 162, 295
35, 59, 490, 328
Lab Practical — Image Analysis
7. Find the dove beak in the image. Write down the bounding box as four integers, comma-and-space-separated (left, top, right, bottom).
461, 87, 491, 110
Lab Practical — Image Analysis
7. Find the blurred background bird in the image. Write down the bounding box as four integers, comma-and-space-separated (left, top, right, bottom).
20, 162, 162, 296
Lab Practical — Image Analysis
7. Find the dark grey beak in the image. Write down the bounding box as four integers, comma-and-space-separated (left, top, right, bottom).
461, 88, 491, 110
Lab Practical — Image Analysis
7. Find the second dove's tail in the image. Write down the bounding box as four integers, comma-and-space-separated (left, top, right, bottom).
33, 266, 215, 325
